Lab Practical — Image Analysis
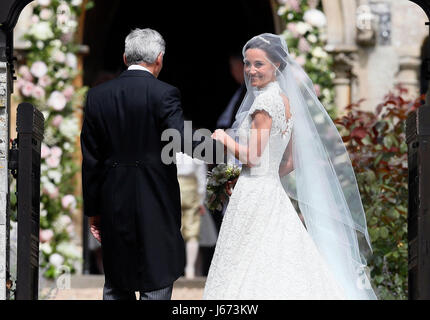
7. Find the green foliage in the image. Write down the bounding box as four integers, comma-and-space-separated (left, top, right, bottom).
335, 86, 422, 299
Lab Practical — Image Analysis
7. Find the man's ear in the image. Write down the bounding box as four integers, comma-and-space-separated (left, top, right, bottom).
123, 54, 128, 66
156, 53, 163, 66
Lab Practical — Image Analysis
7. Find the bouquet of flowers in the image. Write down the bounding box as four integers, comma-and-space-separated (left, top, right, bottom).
205, 164, 241, 211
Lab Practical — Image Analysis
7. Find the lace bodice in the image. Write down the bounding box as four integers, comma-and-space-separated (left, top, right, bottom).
237, 81, 293, 177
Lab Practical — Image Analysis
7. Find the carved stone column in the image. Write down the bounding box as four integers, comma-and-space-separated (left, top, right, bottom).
326, 45, 358, 114
395, 55, 421, 100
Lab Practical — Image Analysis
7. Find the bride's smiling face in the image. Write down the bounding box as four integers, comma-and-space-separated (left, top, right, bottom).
244, 48, 277, 89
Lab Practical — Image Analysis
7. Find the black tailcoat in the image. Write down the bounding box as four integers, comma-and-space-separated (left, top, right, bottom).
81, 69, 223, 291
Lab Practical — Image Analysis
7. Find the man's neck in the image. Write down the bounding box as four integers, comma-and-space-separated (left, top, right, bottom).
128, 64, 152, 73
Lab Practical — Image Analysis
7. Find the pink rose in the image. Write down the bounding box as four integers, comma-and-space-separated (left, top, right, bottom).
62, 85, 75, 101
61, 194, 76, 209
50, 146, 62, 158
296, 55, 306, 66
18, 65, 33, 81
298, 37, 311, 53
32, 86, 46, 100
21, 81, 35, 97
52, 115, 63, 127
287, 23, 299, 38
287, 0, 301, 12
41, 144, 51, 159
49, 187, 59, 199
46, 155, 60, 168
314, 84, 321, 97
38, 75, 52, 87
40, 229, 54, 243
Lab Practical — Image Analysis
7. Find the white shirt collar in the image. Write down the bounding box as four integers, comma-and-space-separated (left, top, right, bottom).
128, 64, 152, 74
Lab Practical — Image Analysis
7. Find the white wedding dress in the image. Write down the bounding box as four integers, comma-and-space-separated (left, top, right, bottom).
203, 81, 347, 300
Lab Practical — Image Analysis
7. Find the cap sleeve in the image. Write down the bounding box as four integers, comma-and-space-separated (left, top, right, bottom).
249, 92, 274, 119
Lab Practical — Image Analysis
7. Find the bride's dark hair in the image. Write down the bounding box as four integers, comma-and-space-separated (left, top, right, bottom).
244, 35, 288, 71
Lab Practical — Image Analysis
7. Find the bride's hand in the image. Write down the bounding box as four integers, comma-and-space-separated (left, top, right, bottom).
211, 129, 228, 144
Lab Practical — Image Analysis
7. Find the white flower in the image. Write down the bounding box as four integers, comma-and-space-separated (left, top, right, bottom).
40, 209, 48, 217
311, 46, 328, 59
53, 215, 72, 232
47, 170, 62, 184
40, 242, 53, 255
56, 242, 80, 259
30, 61, 48, 78
66, 53, 77, 69
307, 33, 318, 44
49, 253, 64, 268
59, 117, 79, 140
56, 68, 70, 80
40, 8, 53, 20
29, 22, 54, 41
72, 0, 83, 5
37, 0, 51, 6
298, 37, 311, 53
52, 49, 66, 63
47, 91, 67, 111
304, 9, 327, 28
277, 6, 287, 16
36, 41, 44, 50
296, 22, 312, 35
50, 39, 62, 48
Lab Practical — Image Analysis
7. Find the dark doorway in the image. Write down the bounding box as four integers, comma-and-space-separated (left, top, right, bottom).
83, 0, 276, 129
82, 0, 276, 275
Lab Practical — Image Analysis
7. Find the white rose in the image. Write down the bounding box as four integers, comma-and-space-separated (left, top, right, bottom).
30, 61, 48, 78
40, 242, 52, 255
61, 194, 76, 209
40, 229, 54, 243
54, 215, 72, 232
59, 118, 79, 140
37, 0, 51, 6
52, 49, 66, 63
72, 0, 83, 5
29, 22, 54, 41
296, 22, 312, 35
47, 91, 67, 111
307, 34, 318, 44
312, 46, 327, 59
304, 9, 327, 28
47, 170, 62, 184
49, 253, 64, 268
66, 53, 77, 69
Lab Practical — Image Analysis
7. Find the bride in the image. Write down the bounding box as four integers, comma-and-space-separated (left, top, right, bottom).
204, 33, 377, 300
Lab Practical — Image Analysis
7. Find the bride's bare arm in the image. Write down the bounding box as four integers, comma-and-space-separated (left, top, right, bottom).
279, 135, 294, 177
212, 111, 272, 167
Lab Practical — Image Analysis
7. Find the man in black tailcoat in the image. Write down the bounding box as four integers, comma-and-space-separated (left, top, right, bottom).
80, 28, 223, 300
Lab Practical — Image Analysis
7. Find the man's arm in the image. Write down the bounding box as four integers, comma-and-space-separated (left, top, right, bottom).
158, 87, 225, 164
81, 91, 104, 218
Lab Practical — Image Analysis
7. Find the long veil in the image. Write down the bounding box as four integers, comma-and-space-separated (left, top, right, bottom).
229, 33, 377, 300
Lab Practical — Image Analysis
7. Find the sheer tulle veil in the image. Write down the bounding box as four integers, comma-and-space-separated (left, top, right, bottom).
228, 33, 377, 300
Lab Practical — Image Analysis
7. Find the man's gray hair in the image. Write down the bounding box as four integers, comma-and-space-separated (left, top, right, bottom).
124, 28, 165, 66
